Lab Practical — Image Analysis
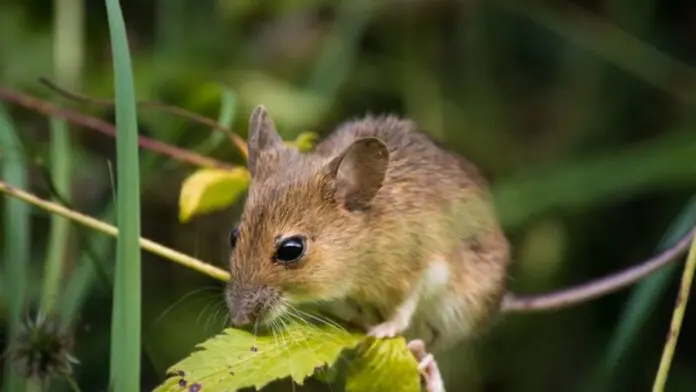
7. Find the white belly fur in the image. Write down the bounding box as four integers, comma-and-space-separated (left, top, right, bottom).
404, 258, 474, 351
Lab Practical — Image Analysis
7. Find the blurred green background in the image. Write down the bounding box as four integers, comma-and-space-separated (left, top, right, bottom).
1, 0, 696, 391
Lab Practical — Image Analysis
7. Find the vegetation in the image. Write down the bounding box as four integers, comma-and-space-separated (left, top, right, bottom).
1, 0, 695, 391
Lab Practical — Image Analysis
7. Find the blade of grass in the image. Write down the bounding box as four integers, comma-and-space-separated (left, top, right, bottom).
104, 0, 142, 390
193, 87, 237, 155
42, 0, 85, 315
652, 230, 696, 391
587, 195, 696, 392
0, 105, 30, 391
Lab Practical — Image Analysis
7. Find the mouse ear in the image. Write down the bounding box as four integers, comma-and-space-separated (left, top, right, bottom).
247, 105, 283, 176
327, 137, 389, 211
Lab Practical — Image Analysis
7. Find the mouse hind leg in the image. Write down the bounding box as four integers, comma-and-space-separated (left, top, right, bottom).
408, 339, 446, 392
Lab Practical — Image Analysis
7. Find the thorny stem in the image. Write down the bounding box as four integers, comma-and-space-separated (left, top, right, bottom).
502, 227, 695, 313
0, 180, 230, 283
0, 179, 693, 314
651, 231, 696, 392
38, 77, 249, 158
0, 85, 234, 169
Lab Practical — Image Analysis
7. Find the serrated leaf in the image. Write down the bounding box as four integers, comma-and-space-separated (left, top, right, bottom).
346, 337, 420, 392
178, 167, 250, 223
285, 131, 320, 152
154, 322, 364, 392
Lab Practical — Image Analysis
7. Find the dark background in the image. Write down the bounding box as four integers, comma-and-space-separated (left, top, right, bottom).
1, 0, 696, 391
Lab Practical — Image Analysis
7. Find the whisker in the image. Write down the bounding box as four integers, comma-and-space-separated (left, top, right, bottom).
275, 316, 297, 392
206, 301, 229, 334
154, 287, 220, 325
196, 296, 225, 329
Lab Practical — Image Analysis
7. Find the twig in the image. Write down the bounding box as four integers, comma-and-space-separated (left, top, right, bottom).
0, 180, 231, 283
38, 77, 249, 158
0, 85, 234, 170
503, 228, 695, 313
651, 231, 696, 391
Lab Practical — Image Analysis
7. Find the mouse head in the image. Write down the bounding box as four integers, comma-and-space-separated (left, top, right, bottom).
224, 105, 389, 328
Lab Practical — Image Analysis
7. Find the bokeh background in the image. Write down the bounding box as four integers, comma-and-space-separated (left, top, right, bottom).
1, 0, 696, 391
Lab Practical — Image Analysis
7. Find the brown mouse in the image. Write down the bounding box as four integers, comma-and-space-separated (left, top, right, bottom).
224, 105, 511, 391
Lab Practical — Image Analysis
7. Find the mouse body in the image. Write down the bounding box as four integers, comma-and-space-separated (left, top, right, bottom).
225, 106, 510, 354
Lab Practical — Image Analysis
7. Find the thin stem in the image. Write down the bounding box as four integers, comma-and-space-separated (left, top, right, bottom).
0, 85, 234, 169
42, 0, 85, 316
0, 180, 231, 283
651, 231, 696, 391
38, 77, 249, 158
502, 228, 694, 313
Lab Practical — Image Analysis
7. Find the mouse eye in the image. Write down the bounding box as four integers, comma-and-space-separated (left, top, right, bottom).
229, 227, 240, 248
273, 236, 306, 264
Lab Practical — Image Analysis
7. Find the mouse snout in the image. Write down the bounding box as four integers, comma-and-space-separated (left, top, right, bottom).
224, 282, 279, 327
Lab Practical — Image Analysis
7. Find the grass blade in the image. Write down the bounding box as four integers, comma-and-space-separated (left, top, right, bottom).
42, 0, 85, 315
104, 0, 142, 390
0, 105, 31, 391
194, 87, 237, 155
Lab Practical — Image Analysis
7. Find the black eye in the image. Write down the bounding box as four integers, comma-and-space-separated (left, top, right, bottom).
273, 236, 306, 264
229, 227, 240, 248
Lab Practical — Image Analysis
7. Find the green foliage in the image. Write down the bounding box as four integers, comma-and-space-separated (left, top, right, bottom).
0, 105, 31, 391
2, 1, 696, 391
194, 87, 238, 156
104, 0, 143, 390
154, 321, 369, 391
345, 338, 420, 392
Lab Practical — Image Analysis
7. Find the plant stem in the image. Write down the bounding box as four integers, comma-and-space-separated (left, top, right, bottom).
651, 231, 696, 391
0, 180, 229, 280
0, 85, 234, 169
43, 0, 84, 316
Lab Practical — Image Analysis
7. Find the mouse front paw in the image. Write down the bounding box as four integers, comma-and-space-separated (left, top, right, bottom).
367, 318, 410, 339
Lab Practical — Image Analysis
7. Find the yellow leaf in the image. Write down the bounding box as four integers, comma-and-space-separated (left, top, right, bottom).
346, 337, 421, 392
178, 167, 250, 223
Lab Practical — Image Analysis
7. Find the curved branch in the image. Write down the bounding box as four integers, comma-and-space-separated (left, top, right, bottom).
38, 77, 248, 158
0, 85, 234, 170
502, 227, 695, 313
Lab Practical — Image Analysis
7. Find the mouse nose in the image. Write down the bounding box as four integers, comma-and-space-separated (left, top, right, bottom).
231, 312, 255, 327
225, 282, 274, 327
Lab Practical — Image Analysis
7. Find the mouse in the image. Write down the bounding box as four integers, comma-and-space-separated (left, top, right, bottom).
224, 105, 511, 392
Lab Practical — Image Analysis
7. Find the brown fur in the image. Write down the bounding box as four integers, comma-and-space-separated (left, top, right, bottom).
225, 106, 511, 351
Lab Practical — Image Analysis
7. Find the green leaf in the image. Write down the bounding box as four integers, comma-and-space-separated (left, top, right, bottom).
194, 85, 238, 156
178, 167, 251, 223
285, 131, 320, 152
154, 322, 364, 392
104, 0, 143, 390
0, 104, 31, 392
346, 337, 420, 392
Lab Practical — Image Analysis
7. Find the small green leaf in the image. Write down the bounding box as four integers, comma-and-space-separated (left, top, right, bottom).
154, 322, 364, 392
346, 337, 420, 392
178, 167, 251, 223
285, 131, 320, 152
